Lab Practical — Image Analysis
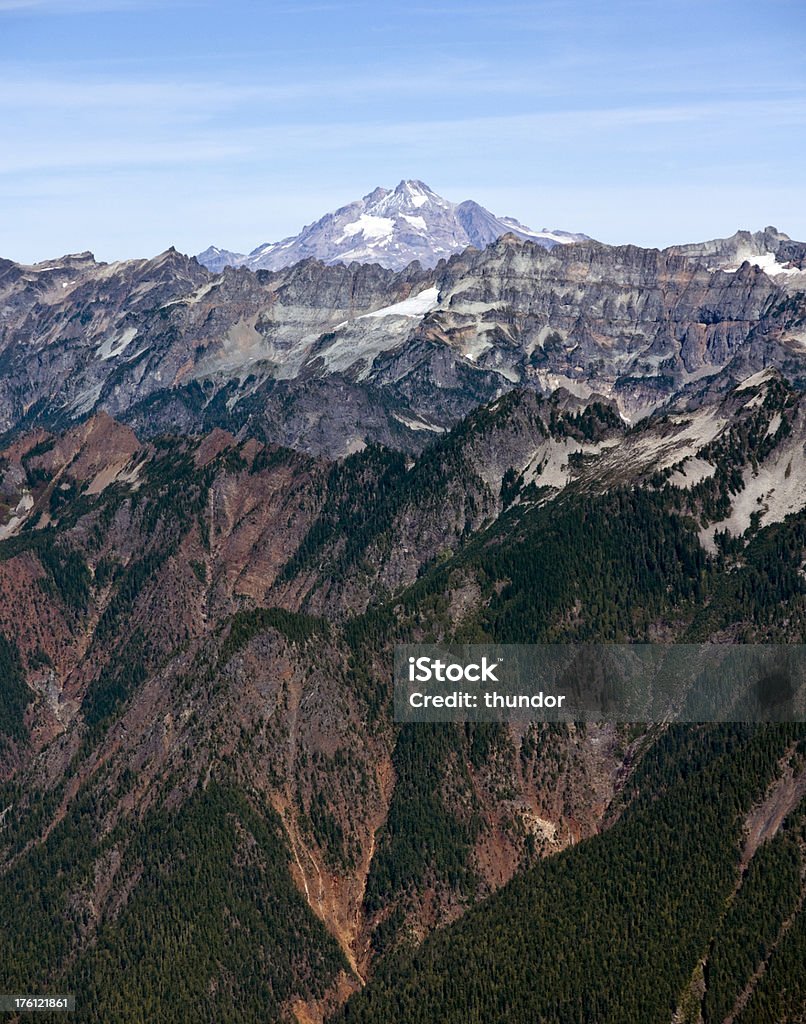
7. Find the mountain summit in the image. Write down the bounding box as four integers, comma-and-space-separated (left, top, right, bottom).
197, 179, 588, 271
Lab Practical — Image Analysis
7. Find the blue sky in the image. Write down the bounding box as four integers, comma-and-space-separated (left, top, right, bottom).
1, 0, 805, 262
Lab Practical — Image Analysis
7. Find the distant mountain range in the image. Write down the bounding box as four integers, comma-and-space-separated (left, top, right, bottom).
196, 179, 589, 272
1, 224, 804, 457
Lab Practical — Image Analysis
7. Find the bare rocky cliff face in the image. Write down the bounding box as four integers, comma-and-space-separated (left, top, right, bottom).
1, 230, 805, 458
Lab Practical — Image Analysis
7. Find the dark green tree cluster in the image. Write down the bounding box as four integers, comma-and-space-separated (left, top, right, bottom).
338, 725, 806, 1024
703, 828, 802, 1023
0, 632, 28, 744
0, 531, 91, 615
736, 898, 806, 1023
364, 724, 480, 913
219, 607, 328, 665
474, 488, 706, 642
0, 777, 347, 1023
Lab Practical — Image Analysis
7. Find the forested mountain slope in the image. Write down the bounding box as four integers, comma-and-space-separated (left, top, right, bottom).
0, 367, 804, 1021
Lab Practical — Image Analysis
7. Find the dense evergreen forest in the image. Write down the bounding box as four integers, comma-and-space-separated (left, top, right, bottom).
0, 777, 346, 1023
337, 726, 806, 1024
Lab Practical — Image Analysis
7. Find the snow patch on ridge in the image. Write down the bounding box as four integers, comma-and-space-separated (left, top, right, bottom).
718, 251, 802, 278
339, 215, 395, 242
360, 286, 439, 319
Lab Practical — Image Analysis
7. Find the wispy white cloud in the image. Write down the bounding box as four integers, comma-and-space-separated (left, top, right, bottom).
235, 98, 806, 156
0, 0, 197, 11
3, 62, 803, 119
0, 136, 251, 174
4, 96, 804, 177
0, 62, 547, 111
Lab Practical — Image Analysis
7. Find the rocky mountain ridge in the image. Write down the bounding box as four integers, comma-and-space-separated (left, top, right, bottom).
1, 229, 805, 459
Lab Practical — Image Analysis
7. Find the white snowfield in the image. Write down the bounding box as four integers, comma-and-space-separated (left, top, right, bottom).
718, 251, 802, 278
499, 219, 585, 246
339, 215, 395, 242
401, 214, 427, 231
360, 286, 439, 319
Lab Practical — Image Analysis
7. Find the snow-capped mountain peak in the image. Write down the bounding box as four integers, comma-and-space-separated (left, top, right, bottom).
370, 179, 449, 214
197, 180, 588, 272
